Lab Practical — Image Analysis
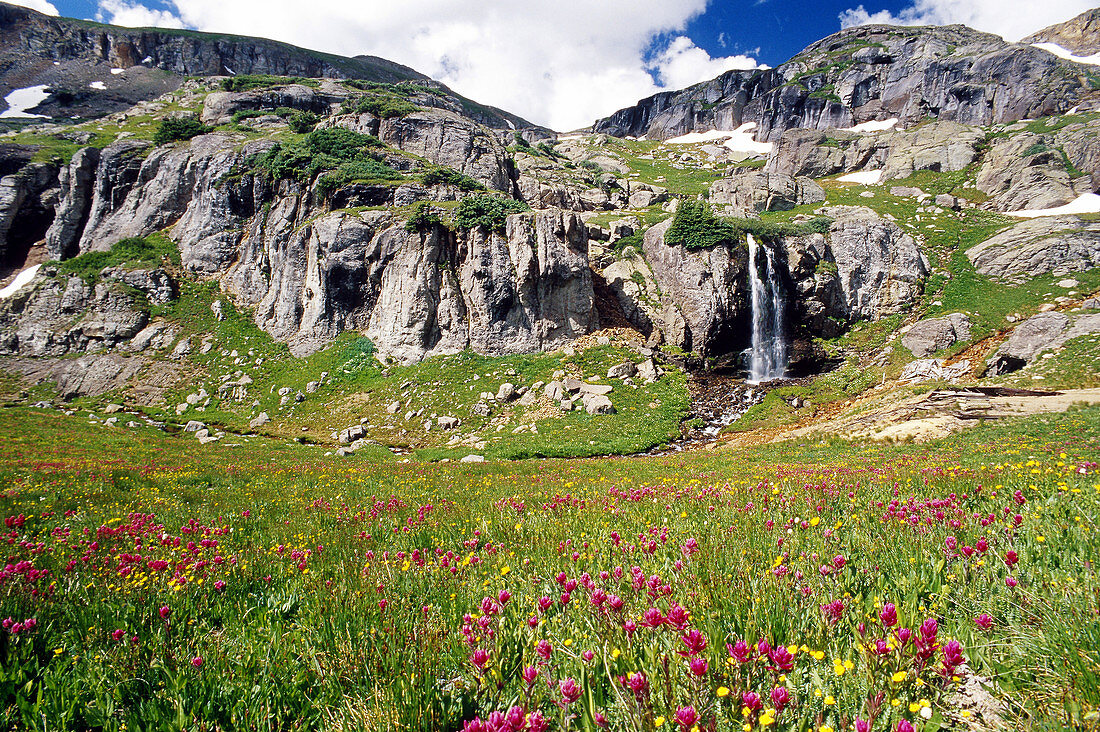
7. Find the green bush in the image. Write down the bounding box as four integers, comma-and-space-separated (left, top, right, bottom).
57, 234, 180, 282
287, 111, 320, 133
513, 133, 532, 150
345, 94, 420, 119
230, 109, 269, 125
221, 75, 319, 92
253, 127, 392, 188
420, 167, 485, 191
153, 116, 212, 145
667, 200, 833, 251
665, 200, 743, 250
315, 159, 402, 197
404, 202, 445, 233
453, 195, 529, 234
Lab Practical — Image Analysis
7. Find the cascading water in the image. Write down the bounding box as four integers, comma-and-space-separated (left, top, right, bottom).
747, 234, 787, 383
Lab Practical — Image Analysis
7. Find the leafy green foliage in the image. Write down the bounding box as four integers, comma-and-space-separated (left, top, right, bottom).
56, 234, 180, 283
403, 202, 446, 233
452, 195, 530, 233
252, 128, 400, 193
286, 111, 320, 133
665, 200, 744, 250
220, 75, 319, 92
152, 116, 212, 146
344, 94, 420, 119
420, 167, 485, 191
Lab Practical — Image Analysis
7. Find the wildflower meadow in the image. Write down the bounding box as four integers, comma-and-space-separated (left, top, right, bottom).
0, 405, 1098, 730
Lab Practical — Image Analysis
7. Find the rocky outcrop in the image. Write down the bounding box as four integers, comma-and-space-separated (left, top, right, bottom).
45, 147, 99, 261
595, 24, 1090, 142
967, 216, 1100, 282
986, 311, 1100, 374
379, 111, 514, 193
902, 314, 972, 357
0, 269, 165, 356
975, 132, 1095, 211
201, 85, 345, 125
1023, 8, 1100, 55
766, 121, 985, 181
708, 171, 825, 212
821, 206, 929, 320
0, 160, 58, 269
640, 218, 747, 356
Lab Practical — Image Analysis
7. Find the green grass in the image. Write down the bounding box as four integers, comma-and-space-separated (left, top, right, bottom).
56, 233, 181, 283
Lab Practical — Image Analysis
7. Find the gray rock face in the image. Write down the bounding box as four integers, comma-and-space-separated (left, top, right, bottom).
595, 24, 1087, 141
823, 206, 929, 320
766, 121, 985, 181
375, 110, 514, 192
0, 272, 150, 356
45, 147, 99, 260
201, 85, 343, 125
975, 133, 1095, 211
708, 171, 825, 212
902, 313, 972, 357
967, 216, 1100, 282
1022, 8, 1100, 55
641, 218, 747, 356
985, 310, 1069, 374
0, 161, 58, 267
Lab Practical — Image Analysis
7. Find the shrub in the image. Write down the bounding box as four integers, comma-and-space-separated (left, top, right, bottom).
404, 202, 445, 233
253, 128, 390, 187
345, 94, 420, 119
57, 234, 180, 282
287, 111, 320, 133
230, 109, 269, 125
453, 195, 529, 233
221, 75, 318, 92
153, 116, 212, 146
315, 158, 402, 197
513, 133, 532, 150
420, 167, 485, 191
665, 200, 743, 250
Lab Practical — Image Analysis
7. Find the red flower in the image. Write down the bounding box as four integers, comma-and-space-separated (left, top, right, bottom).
675, 706, 698, 731
559, 677, 581, 704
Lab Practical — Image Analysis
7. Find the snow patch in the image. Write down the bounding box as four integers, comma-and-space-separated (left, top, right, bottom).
142, 56, 153, 65
1031, 42, 1100, 66
1005, 193, 1100, 218
842, 118, 900, 134
0, 264, 42, 299
837, 170, 883, 185
665, 123, 772, 155
89, 81, 107, 91
111, 68, 126, 75
0, 85, 50, 119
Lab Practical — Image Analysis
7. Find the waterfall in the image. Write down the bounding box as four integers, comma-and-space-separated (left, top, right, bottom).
747, 234, 787, 383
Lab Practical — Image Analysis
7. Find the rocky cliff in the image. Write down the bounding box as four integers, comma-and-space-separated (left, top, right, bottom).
594, 23, 1098, 141
1023, 8, 1100, 55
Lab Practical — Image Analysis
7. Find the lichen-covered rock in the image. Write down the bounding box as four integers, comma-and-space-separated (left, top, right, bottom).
823, 206, 929, 320
766, 121, 985, 181
708, 171, 824, 212
201, 85, 343, 125
983, 311, 1100, 374
595, 24, 1086, 141
967, 216, 1100, 282
902, 313, 972, 357
976, 132, 1094, 211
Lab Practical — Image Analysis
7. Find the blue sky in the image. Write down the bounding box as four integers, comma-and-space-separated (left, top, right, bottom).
22, 0, 1098, 129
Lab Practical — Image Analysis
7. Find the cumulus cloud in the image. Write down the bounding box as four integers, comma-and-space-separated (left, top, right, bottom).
839, 0, 1097, 42
97, 0, 185, 28
8, 0, 59, 16
92, 0, 763, 130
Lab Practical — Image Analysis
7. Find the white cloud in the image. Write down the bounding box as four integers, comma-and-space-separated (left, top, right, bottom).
8, 0, 59, 16
92, 0, 763, 131
97, 0, 185, 28
650, 36, 765, 90
839, 0, 1097, 43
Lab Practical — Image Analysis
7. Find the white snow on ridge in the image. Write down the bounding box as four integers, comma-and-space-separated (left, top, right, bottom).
0, 264, 42, 299
1006, 193, 1100, 218
111, 68, 126, 75
843, 118, 900, 134
1031, 42, 1100, 66
0, 85, 50, 119
837, 170, 883, 185
665, 123, 773, 155
89, 81, 107, 91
